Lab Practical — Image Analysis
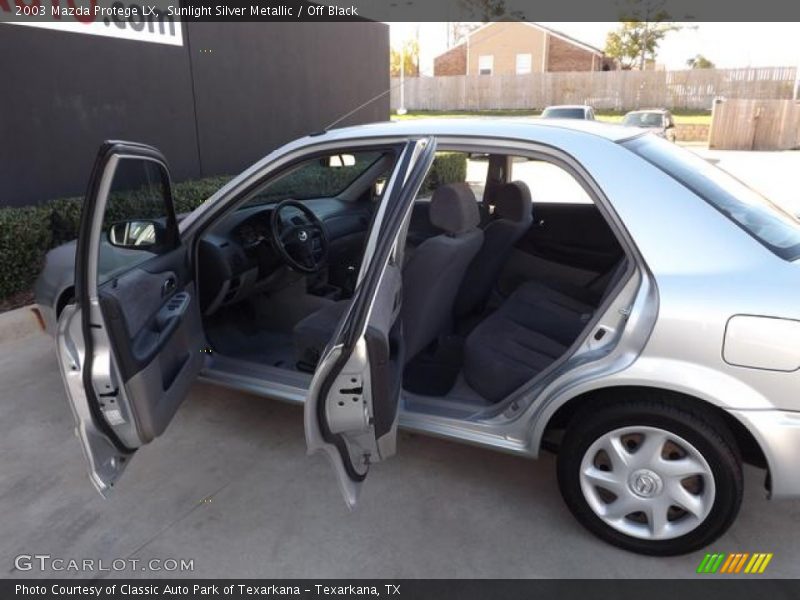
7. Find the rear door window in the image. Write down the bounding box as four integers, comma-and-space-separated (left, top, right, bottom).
510, 157, 593, 204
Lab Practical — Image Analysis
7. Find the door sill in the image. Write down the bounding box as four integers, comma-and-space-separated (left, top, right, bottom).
199, 354, 311, 405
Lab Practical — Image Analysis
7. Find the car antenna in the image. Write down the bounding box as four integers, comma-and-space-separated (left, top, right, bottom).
310, 79, 406, 136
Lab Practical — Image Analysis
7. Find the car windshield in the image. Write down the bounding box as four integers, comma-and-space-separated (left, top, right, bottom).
244, 151, 383, 207
542, 108, 585, 119
623, 112, 663, 128
624, 135, 800, 260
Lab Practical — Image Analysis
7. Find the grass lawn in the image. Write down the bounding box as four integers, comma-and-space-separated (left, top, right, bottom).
393, 109, 712, 126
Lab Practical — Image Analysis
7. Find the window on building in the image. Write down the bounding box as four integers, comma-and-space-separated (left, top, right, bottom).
515, 53, 532, 75
478, 55, 493, 76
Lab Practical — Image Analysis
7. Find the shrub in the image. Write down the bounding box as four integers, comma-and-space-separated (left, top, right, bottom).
0, 205, 54, 299
0, 175, 232, 301
420, 152, 468, 195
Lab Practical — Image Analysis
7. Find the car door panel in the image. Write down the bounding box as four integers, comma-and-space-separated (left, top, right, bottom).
99, 267, 203, 443
501, 202, 622, 294
305, 137, 437, 507
520, 203, 621, 270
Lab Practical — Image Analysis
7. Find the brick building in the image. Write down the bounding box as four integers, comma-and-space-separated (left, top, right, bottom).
434, 22, 613, 76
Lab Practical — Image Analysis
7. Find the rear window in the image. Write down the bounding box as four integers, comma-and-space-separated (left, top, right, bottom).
542, 108, 585, 119
623, 135, 800, 261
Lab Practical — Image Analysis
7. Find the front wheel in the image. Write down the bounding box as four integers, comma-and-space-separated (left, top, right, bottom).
557, 396, 743, 555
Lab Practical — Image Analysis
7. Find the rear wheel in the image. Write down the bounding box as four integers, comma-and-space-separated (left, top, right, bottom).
556, 396, 743, 555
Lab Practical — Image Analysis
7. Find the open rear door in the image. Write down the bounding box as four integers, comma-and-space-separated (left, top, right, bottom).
305, 137, 436, 507
56, 141, 205, 494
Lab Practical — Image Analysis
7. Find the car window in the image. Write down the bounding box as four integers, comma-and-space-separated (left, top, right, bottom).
624, 135, 800, 260
624, 112, 663, 128
416, 151, 488, 202
98, 158, 176, 284
542, 108, 587, 119
244, 150, 383, 207
510, 157, 593, 204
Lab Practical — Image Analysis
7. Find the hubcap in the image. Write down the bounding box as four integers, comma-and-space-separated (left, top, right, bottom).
628, 469, 663, 498
579, 426, 715, 540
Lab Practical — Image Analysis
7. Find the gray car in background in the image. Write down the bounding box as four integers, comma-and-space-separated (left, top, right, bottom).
623, 109, 678, 142
38, 120, 800, 556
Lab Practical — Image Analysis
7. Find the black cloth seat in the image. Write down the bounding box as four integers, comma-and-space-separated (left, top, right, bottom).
293, 298, 349, 369
464, 260, 628, 403
293, 182, 483, 369
454, 181, 533, 318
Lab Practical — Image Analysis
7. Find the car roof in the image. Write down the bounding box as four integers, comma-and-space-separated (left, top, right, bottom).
543, 105, 591, 110
319, 117, 640, 144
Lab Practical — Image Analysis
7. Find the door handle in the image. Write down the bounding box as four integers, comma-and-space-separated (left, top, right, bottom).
162, 276, 177, 297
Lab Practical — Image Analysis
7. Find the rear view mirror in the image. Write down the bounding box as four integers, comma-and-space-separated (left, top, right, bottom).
107, 219, 163, 249
325, 154, 356, 168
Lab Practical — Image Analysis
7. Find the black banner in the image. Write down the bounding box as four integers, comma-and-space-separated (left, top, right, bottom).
3, 580, 800, 600
3, 0, 800, 23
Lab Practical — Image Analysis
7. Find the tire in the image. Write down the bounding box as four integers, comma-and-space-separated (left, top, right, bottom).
556, 394, 743, 556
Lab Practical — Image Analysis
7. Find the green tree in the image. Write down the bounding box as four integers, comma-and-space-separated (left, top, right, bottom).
448, 22, 481, 47
604, 0, 682, 70
686, 54, 715, 69
390, 39, 419, 78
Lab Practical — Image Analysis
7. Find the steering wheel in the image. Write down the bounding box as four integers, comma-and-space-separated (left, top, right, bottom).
270, 199, 329, 273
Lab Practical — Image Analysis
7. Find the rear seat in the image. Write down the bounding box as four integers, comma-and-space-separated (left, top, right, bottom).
463, 260, 628, 403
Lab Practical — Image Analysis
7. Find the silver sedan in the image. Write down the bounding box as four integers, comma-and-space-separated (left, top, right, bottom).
37, 119, 800, 556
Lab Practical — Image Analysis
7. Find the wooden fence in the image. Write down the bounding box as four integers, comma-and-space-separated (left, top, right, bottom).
390, 67, 798, 112
709, 98, 800, 150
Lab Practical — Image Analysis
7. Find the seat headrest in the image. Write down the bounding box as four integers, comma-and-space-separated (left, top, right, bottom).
493, 181, 533, 223
429, 183, 480, 235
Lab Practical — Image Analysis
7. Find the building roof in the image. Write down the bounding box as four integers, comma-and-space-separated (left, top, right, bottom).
436, 21, 605, 59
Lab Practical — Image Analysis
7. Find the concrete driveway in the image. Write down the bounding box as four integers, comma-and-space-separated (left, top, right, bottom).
2, 333, 800, 579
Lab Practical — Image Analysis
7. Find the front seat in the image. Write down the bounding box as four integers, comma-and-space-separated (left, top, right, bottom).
401, 182, 484, 361
454, 180, 533, 318
293, 182, 483, 368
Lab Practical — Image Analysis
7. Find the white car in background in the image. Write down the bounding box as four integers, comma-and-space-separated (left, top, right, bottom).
540, 105, 596, 120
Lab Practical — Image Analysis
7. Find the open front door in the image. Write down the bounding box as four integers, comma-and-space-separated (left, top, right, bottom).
56, 141, 204, 495
305, 137, 436, 507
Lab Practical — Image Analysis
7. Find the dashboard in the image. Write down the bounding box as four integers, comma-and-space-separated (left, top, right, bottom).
198, 198, 373, 315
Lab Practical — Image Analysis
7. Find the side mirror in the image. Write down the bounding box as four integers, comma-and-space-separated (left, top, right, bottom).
107, 219, 164, 249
